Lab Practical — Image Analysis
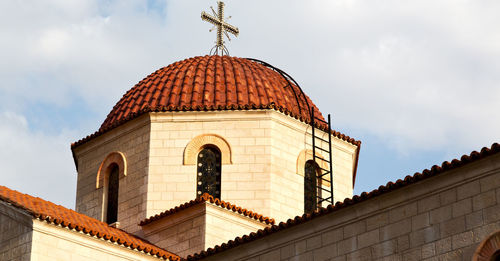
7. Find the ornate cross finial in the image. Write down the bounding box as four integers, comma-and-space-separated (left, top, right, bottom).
201, 1, 239, 56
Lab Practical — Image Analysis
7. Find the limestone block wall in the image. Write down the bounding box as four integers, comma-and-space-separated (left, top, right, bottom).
73, 115, 151, 235
141, 202, 270, 258
73, 109, 357, 237
204, 203, 271, 250
142, 203, 206, 257
147, 111, 271, 221
30, 220, 160, 261
266, 112, 357, 219
198, 154, 500, 261
146, 110, 357, 223
0, 202, 33, 261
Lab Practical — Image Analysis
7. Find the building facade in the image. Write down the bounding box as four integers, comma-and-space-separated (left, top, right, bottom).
1, 55, 499, 261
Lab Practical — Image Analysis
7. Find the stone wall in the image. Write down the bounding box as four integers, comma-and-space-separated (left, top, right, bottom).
141, 202, 270, 258
142, 203, 206, 257
198, 153, 500, 261
73, 115, 151, 235
266, 112, 356, 216
0, 202, 32, 261
204, 203, 271, 251
147, 110, 357, 223
30, 220, 160, 261
73, 109, 358, 238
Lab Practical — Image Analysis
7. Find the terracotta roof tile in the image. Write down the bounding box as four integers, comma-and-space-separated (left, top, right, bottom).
72, 56, 361, 149
140, 193, 275, 226
70, 56, 362, 185
186, 142, 500, 260
0, 186, 180, 261
71, 104, 360, 149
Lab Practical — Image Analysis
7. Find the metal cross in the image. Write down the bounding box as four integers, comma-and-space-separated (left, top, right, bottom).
201, 1, 239, 55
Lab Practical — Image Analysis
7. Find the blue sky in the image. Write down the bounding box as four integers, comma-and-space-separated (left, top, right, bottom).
1, 0, 499, 209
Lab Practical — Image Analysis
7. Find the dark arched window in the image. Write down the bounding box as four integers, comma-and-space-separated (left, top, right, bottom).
491, 250, 500, 261
304, 160, 318, 213
197, 146, 221, 199
106, 164, 119, 224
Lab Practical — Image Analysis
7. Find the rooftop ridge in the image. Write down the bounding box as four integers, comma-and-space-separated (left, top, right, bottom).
139, 193, 275, 226
186, 142, 500, 260
0, 185, 181, 261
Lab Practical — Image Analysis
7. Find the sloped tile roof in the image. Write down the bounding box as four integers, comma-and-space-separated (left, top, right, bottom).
140, 193, 275, 226
70, 55, 361, 185
71, 56, 361, 149
101, 55, 322, 131
0, 185, 180, 261
186, 142, 500, 260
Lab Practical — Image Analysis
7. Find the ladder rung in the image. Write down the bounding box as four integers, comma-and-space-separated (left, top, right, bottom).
315, 176, 330, 182
314, 156, 330, 163
313, 136, 329, 143
320, 173, 330, 178
314, 146, 330, 153
319, 179, 331, 184
318, 186, 331, 192
318, 167, 330, 173
318, 198, 333, 204
314, 117, 328, 124
318, 177, 331, 183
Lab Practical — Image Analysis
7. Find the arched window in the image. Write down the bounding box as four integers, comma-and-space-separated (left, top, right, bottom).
491, 250, 500, 261
304, 160, 319, 213
106, 164, 119, 224
197, 146, 221, 199
473, 230, 500, 261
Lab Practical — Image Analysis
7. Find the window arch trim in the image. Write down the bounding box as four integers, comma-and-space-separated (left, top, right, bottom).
96, 151, 127, 189
184, 134, 232, 165
473, 230, 500, 261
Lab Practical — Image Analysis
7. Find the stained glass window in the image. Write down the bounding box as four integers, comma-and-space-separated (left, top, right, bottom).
106, 164, 119, 224
304, 160, 318, 213
197, 147, 221, 199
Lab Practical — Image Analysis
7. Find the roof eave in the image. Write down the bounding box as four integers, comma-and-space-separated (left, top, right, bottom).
71, 105, 361, 150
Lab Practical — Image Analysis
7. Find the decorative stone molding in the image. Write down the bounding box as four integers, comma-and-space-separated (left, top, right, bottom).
96, 151, 127, 189
473, 230, 500, 261
184, 134, 232, 165
296, 149, 330, 186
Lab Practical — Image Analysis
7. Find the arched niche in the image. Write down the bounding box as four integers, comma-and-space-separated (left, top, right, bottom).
296, 149, 330, 186
96, 151, 127, 189
473, 230, 500, 261
184, 134, 232, 165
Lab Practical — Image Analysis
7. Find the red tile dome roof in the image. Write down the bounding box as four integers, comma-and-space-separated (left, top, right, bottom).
100, 55, 324, 131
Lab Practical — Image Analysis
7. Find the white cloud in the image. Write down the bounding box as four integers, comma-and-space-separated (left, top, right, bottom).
0, 0, 499, 203
0, 0, 172, 112
0, 112, 76, 208
218, 0, 500, 153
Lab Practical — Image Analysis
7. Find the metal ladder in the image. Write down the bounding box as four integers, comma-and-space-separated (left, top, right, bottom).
246, 58, 334, 210
311, 111, 334, 207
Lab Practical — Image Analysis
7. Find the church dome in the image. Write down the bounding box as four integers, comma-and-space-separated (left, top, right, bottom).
100, 55, 325, 131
